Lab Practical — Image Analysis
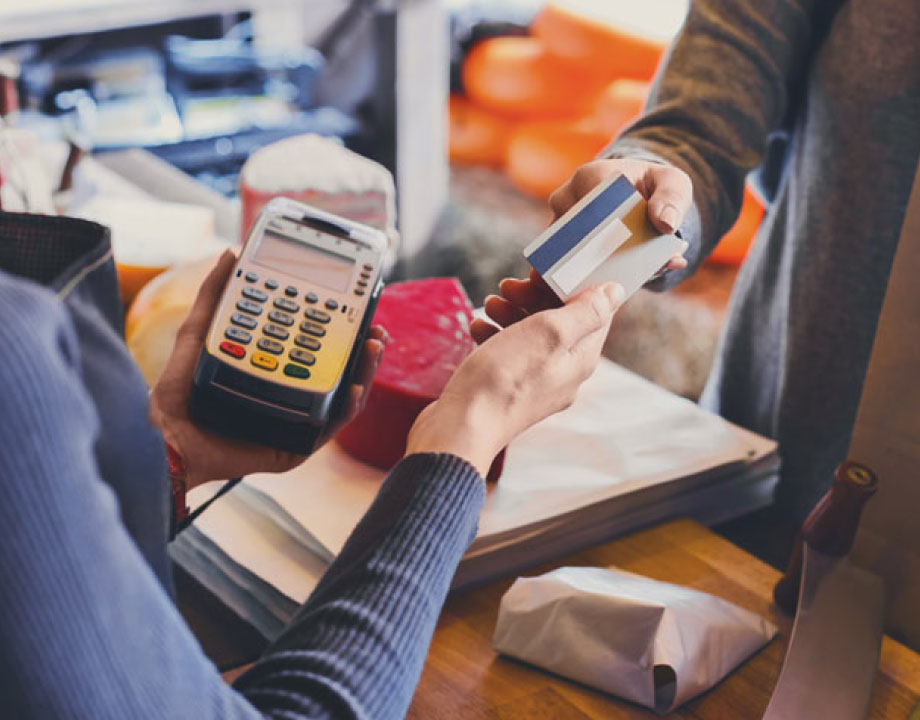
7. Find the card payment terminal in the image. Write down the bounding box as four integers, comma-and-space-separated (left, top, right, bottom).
189, 197, 387, 454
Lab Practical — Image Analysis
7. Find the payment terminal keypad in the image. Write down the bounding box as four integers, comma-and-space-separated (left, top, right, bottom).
221, 266, 372, 379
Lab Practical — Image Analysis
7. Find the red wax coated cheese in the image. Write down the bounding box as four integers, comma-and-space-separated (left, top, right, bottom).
337, 278, 475, 469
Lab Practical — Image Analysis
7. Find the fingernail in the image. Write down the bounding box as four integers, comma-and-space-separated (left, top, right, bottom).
659, 205, 679, 233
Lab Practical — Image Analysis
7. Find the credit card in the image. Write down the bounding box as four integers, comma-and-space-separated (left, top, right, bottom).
523, 173, 685, 302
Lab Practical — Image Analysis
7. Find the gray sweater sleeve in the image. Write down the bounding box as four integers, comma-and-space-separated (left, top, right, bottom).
605, 0, 818, 284
0, 279, 485, 720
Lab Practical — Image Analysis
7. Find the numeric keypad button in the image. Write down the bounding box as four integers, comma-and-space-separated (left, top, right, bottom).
305, 308, 331, 324
294, 334, 321, 351
300, 321, 327, 338
289, 349, 316, 366
274, 297, 299, 313
263, 324, 290, 341
231, 312, 258, 329
242, 286, 269, 302
257, 338, 284, 355
268, 310, 294, 327
237, 299, 263, 316
225, 326, 252, 344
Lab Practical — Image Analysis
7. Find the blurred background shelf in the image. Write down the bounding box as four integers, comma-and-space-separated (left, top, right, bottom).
0, 0, 288, 44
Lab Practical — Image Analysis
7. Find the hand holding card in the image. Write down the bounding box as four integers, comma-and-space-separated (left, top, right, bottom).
471, 173, 687, 345
524, 173, 687, 302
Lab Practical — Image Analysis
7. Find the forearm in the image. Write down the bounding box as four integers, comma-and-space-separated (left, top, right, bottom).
236, 453, 485, 719
0, 279, 484, 719
605, 0, 816, 272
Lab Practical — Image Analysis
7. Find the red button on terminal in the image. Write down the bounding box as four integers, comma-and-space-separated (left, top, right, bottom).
219, 340, 246, 359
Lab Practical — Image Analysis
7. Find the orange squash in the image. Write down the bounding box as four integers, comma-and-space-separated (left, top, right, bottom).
448, 94, 513, 166
505, 117, 611, 200
532, 0, 684, 82
594, 79, 649, 137
462, 36, 606, 119
707, 185, 765, 266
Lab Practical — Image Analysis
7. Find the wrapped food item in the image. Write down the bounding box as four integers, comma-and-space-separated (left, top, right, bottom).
337, 277, 506, 481
239, 133, 398, 254
493, 566, 777, 712
532, 0, 687, 82
337, 277, 474, 465
76, 195, 221, 305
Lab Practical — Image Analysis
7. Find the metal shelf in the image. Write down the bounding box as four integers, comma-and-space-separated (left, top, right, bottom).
0, 0, 283, 44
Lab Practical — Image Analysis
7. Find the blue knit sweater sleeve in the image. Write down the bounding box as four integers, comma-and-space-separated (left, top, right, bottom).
0, 279, 485, 719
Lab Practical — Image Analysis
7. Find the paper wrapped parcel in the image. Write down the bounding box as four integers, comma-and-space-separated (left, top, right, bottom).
492, 566, 777, 713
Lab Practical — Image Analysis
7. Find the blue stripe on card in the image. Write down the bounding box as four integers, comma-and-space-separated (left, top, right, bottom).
527, 174, 636, 275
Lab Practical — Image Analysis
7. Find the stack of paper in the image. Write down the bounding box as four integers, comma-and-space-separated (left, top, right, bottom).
171, 359, 778, 640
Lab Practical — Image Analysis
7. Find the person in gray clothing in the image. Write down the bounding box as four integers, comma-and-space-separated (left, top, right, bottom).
485, 0, 920, 559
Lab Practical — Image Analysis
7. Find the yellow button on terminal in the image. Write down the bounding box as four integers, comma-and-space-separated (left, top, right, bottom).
251, 351, 279, 371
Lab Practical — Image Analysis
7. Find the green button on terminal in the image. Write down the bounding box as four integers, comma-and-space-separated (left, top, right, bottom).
283, 363, 311, 379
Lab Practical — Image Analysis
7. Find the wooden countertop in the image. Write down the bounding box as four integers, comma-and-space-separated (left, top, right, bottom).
406, 519, 919, 719
202, 519, 920, 718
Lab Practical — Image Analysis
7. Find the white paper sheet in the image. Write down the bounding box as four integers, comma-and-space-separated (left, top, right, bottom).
241, 360, 773, 558
178, 359, 776, 636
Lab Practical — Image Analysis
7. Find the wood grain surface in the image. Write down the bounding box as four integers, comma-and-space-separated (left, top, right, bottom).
200, 519, 920, 718
404, 519, 920, 719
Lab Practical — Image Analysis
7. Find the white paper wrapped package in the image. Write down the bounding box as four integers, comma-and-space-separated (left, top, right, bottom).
493, 566, 777, 713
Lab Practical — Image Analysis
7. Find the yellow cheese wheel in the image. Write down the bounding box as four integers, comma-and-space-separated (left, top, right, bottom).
448, 94, 513, 166
594, 79, 649, 137
532, 0, 687, 82
505, 117, 611, 200
462, 36, 606, 119
125, 252, 221, 386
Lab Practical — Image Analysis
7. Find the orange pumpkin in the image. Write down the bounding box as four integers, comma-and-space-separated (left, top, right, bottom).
448, 94, 513, 166
532, 1, 683, 82
594, 79, 649, 137
505, 117, 611, 200
462, 36, 606, 119
707, 185, 765, 266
